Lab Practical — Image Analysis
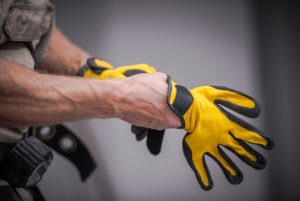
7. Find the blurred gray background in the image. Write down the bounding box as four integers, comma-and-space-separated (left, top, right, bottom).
38, 0, 300, 201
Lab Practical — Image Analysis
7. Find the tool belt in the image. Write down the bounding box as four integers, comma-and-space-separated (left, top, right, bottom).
0, 125, 97, 201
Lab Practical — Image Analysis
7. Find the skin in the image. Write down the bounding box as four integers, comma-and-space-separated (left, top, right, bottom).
0, 28, 180, 130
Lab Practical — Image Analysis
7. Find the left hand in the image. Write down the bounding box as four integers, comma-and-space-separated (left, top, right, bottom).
167, 76, 274, 190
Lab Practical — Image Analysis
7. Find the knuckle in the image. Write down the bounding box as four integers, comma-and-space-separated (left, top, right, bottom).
155, 72, 167, 79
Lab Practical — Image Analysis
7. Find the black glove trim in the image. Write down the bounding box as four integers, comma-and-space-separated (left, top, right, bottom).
182, 137, 213, 190
216, 104, 274, 150
166, 76, 193, 129
124, 69, 147, 77
212, 86, 261, 118
183, 134, 244, 191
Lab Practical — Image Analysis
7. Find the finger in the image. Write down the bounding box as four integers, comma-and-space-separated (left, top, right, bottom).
131, 125, 147, 141
147, 129, 165, 155
224, 134, 267, 169
219, 107, 274, 149
232, 122, 274, 149
211, 86, 260, 118
208, 146, 243, 185
183, 137, 213, 190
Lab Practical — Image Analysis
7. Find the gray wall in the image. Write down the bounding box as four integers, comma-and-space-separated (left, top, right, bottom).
255, 1, 300, 200
39, 1, 271, 200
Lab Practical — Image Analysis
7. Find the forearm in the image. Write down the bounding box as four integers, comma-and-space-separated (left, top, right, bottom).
38, 27, 90, 75
0, 59, 122, 127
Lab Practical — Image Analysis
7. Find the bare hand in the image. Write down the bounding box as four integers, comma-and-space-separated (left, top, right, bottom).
115, 72, 181, 130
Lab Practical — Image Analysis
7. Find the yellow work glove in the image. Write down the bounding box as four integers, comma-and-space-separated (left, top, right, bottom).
78, 57, 156, 78
167, 76, 273, 190
77, 57, 113, 77
78, 58, 164, 155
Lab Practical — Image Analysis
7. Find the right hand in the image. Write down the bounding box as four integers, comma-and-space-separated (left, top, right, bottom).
78, 58, 179, 154
78, 58, 180, 129
116, 72, 181, 130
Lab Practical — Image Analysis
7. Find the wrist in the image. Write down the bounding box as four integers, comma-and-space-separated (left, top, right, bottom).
107, 78, 130, 119
112, 75, 181, 129
90, 78, 127, 119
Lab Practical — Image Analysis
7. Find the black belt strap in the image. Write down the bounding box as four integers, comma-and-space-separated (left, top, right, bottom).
29, 124, 97, 181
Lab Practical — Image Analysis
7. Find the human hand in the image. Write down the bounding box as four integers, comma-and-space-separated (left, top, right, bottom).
79, 59, 179, 130
116, 72, 181, 130
78, 58, 178, 154
167, 76, 274, 190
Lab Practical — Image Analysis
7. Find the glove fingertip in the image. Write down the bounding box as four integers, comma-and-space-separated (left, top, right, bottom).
201, 182, 213, 191
131, 125, 147, 136
214, 146, 244, 185
148, 146, 161, 155
226, 171, 243, 185
195, 167, 213, 191
257, 152, 268, 169
135, 133, 146, 141
245, 96, 261, 118
264, 137, 275, 150
146, 130, 164, 156
248, 152, 267, 170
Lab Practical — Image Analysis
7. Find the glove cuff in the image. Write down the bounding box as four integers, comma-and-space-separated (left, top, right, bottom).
166, 76, 193, 129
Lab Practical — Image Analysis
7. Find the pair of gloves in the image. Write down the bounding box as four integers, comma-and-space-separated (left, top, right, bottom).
78, 58, 274, 190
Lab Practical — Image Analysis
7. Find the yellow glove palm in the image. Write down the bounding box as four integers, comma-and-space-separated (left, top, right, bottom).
167, 77, 273, 190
